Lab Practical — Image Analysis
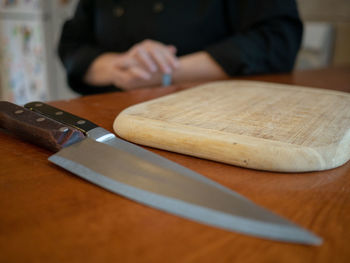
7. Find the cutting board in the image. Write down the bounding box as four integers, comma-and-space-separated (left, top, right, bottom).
113, 80, 350, 172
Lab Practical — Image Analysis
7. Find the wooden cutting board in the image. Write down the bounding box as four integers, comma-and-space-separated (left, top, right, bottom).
113, 80, 350, 172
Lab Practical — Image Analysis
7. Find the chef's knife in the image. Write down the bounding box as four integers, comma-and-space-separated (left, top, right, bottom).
1, 101, 322, 245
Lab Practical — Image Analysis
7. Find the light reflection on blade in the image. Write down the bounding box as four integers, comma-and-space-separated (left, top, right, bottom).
49, 138, 322, 245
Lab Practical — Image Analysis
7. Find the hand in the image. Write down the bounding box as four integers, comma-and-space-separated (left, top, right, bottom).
84, 52, 167, 90
84, 40, 179, 90
84, 52, 165, 90
126, 39, 179, 74
111, 67, 164, 90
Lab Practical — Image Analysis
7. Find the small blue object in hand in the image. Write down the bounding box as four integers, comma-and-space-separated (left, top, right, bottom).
162, 74, 172, 86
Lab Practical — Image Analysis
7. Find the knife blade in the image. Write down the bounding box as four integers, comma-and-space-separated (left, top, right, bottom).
24, 102, 235, 193
1, 101, 322, 245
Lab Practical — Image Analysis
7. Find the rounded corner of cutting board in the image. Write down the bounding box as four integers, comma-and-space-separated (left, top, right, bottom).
113, 109, 134, 139
113, 81, 350, 172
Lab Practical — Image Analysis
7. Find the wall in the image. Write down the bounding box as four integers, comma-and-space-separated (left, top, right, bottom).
0, 0, 78, 103
297, 0, 350, 66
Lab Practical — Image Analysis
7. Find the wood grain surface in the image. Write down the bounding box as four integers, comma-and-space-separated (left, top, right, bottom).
114, 80, 350, 172
1, 67, 350, 263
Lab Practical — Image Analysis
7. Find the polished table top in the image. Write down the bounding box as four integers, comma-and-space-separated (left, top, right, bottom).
1, 67, 350, 262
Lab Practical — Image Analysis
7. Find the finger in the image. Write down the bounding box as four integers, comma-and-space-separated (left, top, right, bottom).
167, 45, 177, 54
111, 68, 143, 90
129, 66, 151, 80
136, 47, 158, 72
162, 49, 180, 69
112, 53, 137, 68
149, 49, 172, 74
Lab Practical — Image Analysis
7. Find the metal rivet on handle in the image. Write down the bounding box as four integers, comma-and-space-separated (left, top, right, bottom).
14, 110, 24, 114
77, 120, 86, 125
36, 117, 45, 122
35, 103, 43, 107
59, 127, 69, 132
55, 111, 63, 116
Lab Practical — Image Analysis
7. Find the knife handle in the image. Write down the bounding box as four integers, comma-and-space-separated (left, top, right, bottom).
0, 101, 85, 152
25, 101, 98, 135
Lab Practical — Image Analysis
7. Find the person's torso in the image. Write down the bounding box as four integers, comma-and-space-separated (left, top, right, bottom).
93, 0, 230, 55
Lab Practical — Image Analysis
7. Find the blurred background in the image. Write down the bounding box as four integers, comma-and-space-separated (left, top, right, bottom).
295, 0, 350, 69
0, 0, 349, 104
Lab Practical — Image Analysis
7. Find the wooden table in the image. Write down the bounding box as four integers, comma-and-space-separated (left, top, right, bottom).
1, 67, 350, 262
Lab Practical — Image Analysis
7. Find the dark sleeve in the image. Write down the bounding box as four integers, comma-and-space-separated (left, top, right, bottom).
58, 0, 119, 95
205, 0, 303, 76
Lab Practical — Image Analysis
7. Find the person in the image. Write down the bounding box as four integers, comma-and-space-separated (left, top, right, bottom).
58, 0, 303, 95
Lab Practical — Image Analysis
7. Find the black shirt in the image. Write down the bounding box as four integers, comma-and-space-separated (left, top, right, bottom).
58, 0, 303, 95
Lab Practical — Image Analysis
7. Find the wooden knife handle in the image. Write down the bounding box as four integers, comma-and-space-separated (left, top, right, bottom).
25, 101, 98, 134
0, 101, 85, 152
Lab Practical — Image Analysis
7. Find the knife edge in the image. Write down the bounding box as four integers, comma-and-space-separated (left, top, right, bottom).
49, 153, 322, 245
